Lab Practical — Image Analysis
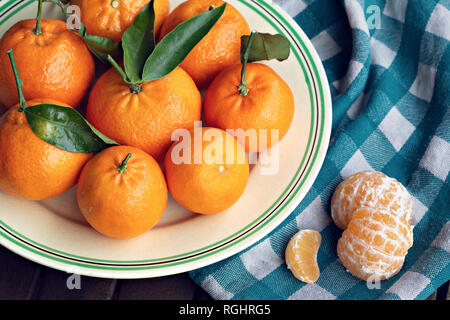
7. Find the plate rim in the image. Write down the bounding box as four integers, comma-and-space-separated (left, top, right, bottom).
0, 0, 332, 278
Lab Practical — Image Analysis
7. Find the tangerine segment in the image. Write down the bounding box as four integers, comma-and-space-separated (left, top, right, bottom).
331, 171, 412, 230
337, 207, 413, 281
285, 230, 322, 283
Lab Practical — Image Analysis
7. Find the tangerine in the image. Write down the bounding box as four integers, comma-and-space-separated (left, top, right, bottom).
337, 207, 413, 281
204, 63, 294, 152
86, 66, 201, 161
0, 19, 94, 108
331, 171, 412, 230
164, 127, 249, 214
159, 0, 250, 89
0, 103, 6, 116
77, 145, 168, 239
0, 99, 92, 200
76, 0, 170, 42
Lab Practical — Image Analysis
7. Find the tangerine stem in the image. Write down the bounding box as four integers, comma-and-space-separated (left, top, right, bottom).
6, 49, 26, 112
130, 83, 142, 94
238, 31, 256, 97
107, 54, 132, 84
33, 0, 43, 36
107, 55, 142, 94
117, 153, 132, 174
53, 0, 69, 18
111, 0, 120, 8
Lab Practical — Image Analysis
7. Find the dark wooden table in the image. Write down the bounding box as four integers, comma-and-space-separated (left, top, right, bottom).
0, 245, 448, 300
0, 245, 212, 300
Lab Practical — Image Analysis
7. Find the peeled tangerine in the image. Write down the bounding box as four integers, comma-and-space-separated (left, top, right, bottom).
331, 171, 412, 229
285, 230, 322, 283
333, 171, 414, 281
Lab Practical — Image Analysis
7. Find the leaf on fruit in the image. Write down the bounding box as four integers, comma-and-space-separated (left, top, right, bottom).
240, 32, 291, 63
25, 104, 118, 153
76, 21, 122, 64
141, 3, 226, 82
122, 0, 156, 83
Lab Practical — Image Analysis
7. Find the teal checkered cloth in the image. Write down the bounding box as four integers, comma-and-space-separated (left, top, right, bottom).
190, 0, 450, 300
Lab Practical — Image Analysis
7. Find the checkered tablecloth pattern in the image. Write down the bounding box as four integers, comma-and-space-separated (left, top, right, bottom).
189, 0, 450, 300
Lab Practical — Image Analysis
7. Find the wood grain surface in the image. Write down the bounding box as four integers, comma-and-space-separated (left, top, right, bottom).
0, 245, 212, 300
0, 245, 447, 300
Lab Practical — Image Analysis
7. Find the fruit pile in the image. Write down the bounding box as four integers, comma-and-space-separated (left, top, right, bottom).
0, 0, 295, 239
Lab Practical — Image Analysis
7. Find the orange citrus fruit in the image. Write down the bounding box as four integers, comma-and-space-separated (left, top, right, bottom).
70, 0, 82, 6
0, 19, 95, 108
77, 145, 168, 239
86, 66, 202, 161
204, 63, 295, 152
337, 207, 413, 281
285, 229, 322, 283
331, 171, 412, 230
159, 0, 250, 89
77, 0, 170, 42
0, 103, 6, 116
0, 99, 92, 200
164, 127, 249, 214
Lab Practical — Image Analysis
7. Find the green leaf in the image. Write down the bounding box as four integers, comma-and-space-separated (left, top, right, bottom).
142, 3, 226, 82
122, 0, 156, 83
25, 104, 118, 153
76, 21, 122, 64
240, 32, 291, 63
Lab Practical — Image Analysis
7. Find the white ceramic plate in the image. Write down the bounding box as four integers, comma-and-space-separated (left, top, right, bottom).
0, 0, 332, 278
